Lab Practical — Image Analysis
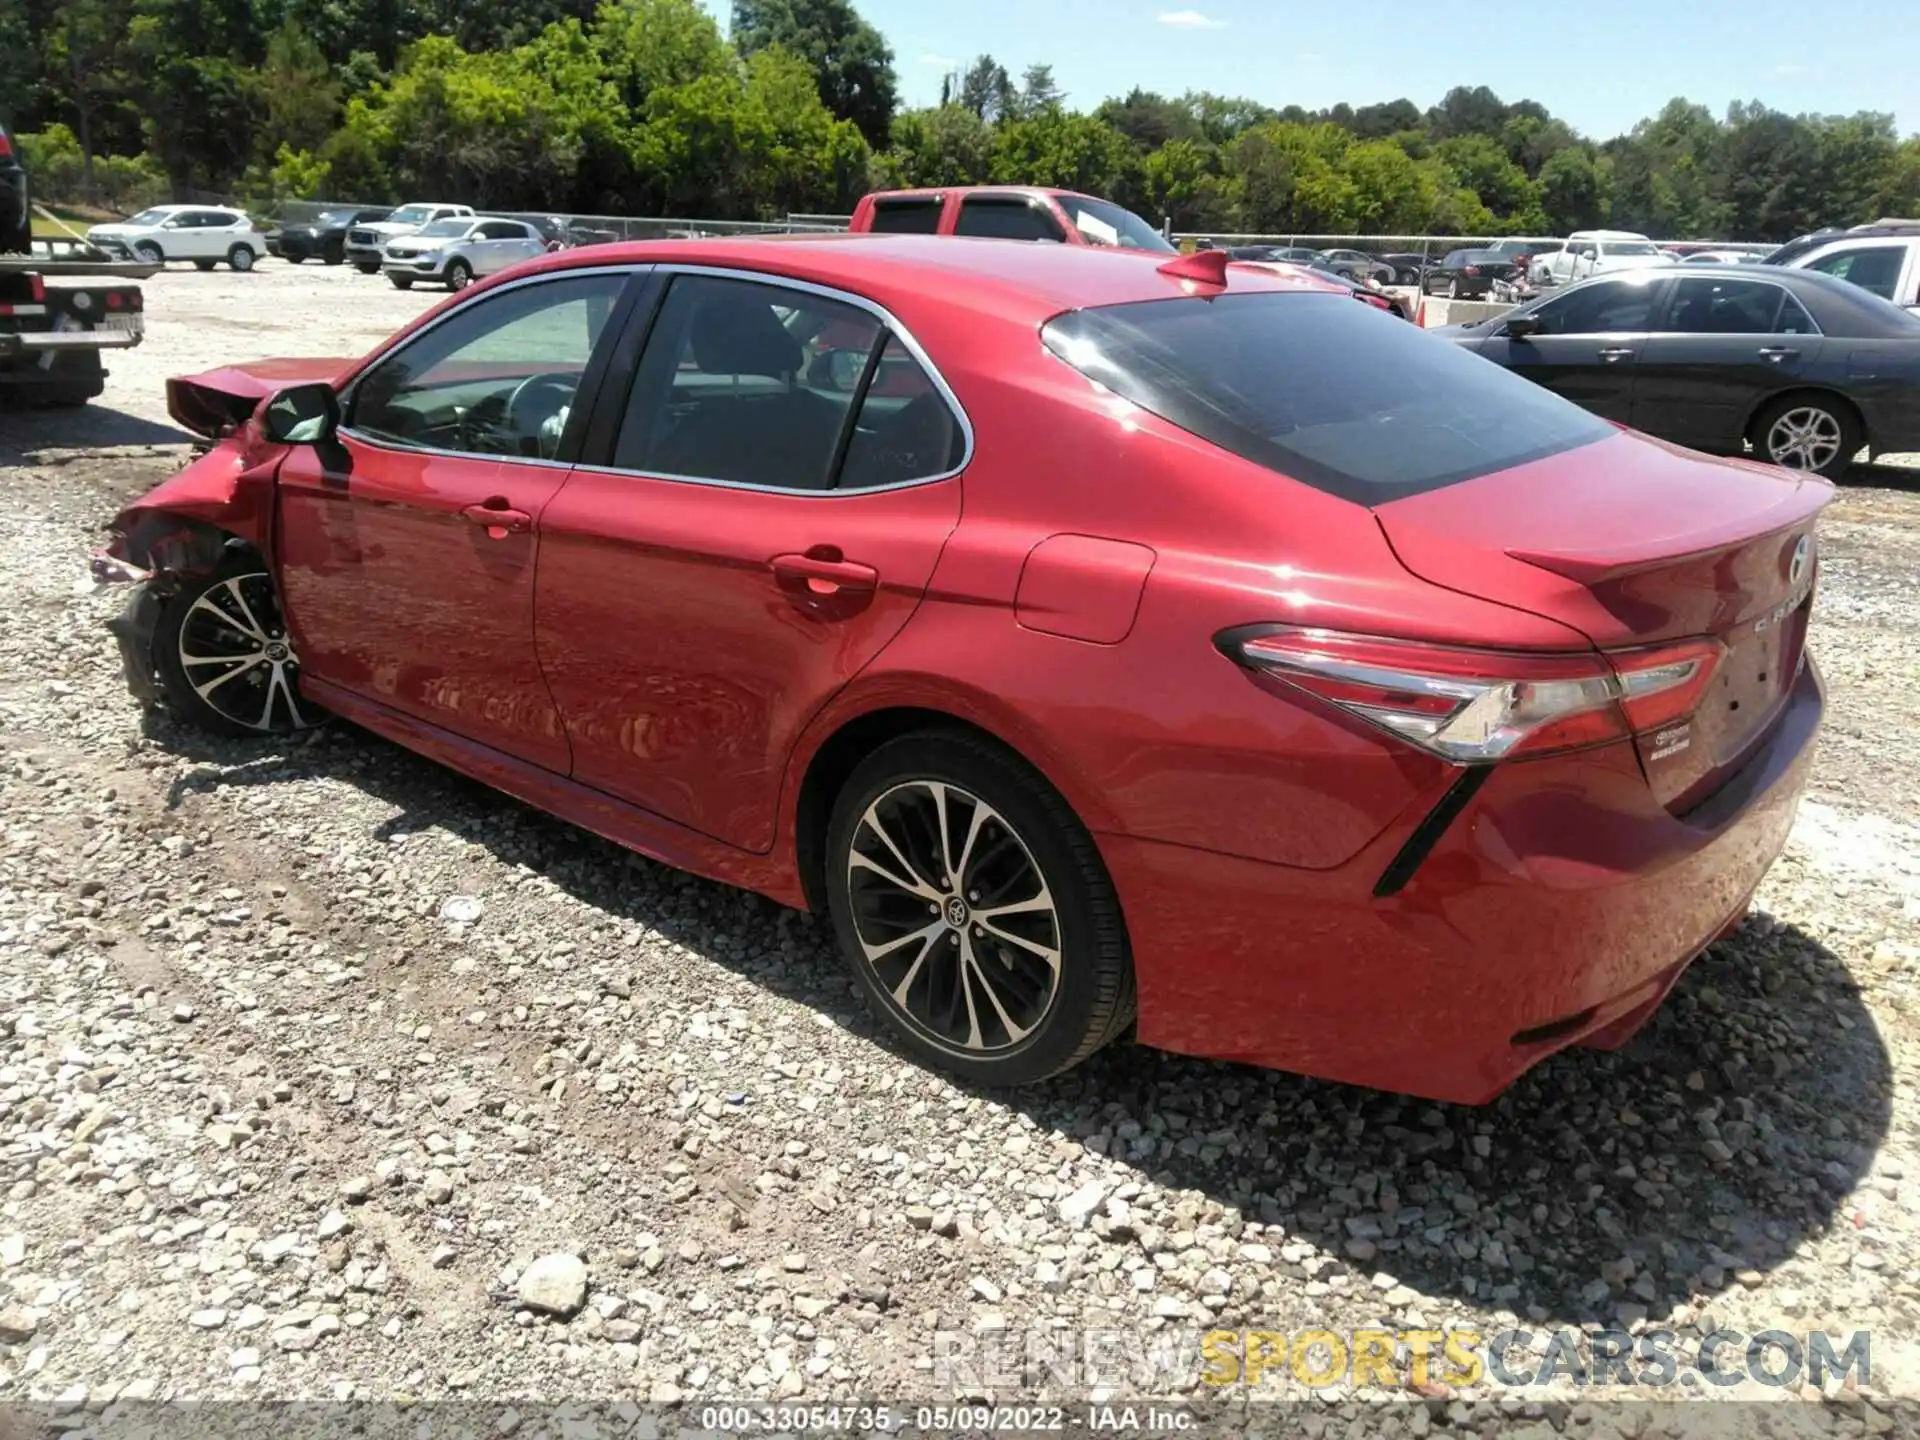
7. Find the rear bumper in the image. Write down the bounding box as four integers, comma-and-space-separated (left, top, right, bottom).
1105, 657, 1823, 1103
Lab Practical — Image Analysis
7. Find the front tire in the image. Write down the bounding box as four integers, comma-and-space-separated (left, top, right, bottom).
445, 259, 473, 291
153, 563, 317, 737
353, 261, 380, 275
388, 274, 413, 290
1753, 394, 1861, 479
133, 241, 163, 265
824, 731, 1134, 1086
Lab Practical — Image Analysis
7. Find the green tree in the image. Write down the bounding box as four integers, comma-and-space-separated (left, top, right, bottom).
990, 108, 1134, 197
260, 20, 341, 160
955, 54, 1013, 123
730, 0, 897, 145
1433, 133, 1539, 222
1095, 88, 1200, 150
877, 104, 992, 188
1009, 64, 1064, 120
1138, 136, 1226, 230
1537, 145, 1608, 231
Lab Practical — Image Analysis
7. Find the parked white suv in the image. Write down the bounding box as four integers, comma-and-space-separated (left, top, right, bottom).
345, 203, 475, 273
382, 217, 549, 290
1781, 233, 1920, 313
1532, 230, 1668, 286
86, 205, 267, 271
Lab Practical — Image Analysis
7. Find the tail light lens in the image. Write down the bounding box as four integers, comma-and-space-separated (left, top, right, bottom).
1222, 627, 1724, 763
29, 274, 45, 304
0, 133, 12, 158
1465, 265, 1480, 276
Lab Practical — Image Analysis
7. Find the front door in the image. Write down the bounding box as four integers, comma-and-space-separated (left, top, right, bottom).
1480, 274, 1668, 422
276, 269, 633, 772
536, 270, 968, 852
1631, 275, 1825, 451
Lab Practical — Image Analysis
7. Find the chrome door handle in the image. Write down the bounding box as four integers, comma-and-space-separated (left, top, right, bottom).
1759, 347, 1799, 362
1598, 348, 1634, 362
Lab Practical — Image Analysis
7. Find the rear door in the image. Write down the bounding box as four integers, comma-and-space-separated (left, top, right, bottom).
1479, 274, 1669, 422
1631, 275, 1824, 450
535, 269, 967, 852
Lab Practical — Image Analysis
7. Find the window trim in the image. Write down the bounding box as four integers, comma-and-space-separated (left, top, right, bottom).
337, 263, 647, 470
584, 263, 975, 498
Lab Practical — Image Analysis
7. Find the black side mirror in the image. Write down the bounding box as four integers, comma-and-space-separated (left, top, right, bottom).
1504, 313, 1542, 339
262, 382, 340, 445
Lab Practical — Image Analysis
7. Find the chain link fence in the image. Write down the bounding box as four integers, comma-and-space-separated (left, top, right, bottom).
257, 199, 853, 241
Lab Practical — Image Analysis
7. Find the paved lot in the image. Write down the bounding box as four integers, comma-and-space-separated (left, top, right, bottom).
1, 261, 1918, 1428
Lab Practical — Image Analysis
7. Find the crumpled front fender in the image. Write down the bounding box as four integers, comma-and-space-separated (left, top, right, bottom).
105, 439, 283, 570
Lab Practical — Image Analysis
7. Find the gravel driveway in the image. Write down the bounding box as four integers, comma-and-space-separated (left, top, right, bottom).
1, 262, 1917, 1431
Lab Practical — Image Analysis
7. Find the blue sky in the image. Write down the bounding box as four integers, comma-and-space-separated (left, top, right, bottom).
703, 0, 1920, 140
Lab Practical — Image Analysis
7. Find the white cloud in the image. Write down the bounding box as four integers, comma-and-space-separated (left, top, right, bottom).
920, 52, 959, 68
1772, 62, 1803, 76
1157, 9, 1227, 28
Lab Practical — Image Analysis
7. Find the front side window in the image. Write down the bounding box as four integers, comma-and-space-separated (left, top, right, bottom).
954, 198, 1065, 243
1598, 241, 1659, 257
868, 199, 943, 235
613, 274, 964, 491
1801, 245, 1906, 300
1665, 277, 1812, 334
1063, 196, 1173, 252
389, 205, 433, 225
1043, 291, 1613, 504
1525, 277, 1661, 335
349, 272, 627, 459
419, 219, 473, 238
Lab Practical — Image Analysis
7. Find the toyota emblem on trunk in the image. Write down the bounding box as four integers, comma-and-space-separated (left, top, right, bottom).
1789, 534, 1811, 586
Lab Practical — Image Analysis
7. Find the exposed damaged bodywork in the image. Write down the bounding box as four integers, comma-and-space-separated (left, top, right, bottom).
96, 355, 350, 704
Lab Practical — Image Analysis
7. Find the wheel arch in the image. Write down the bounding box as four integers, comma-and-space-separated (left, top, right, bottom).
1745, 386, 1867, 450
785, 685, 1118, 916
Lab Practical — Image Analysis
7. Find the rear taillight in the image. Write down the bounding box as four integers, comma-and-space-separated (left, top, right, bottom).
1221, 627, 1724, 764
1464, 265, 1479, 276
29, 274, 45, 304
0, 133, 12, 158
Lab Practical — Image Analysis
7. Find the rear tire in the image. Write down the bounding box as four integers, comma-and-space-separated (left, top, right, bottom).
824, 730, 1134, 1087
153, 562, 318, 737
1752, 393, 1862, 479
353, 261, 380, 275
227, 244, 256, 272
1447, 278, 1461, 299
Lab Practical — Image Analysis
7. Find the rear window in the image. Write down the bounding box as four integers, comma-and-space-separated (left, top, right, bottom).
1041, 292, 1614, 505
868, 198, 943, 234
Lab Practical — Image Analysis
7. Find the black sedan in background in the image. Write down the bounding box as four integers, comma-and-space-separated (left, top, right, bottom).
1422, 248, 1521, 297
1438, 265, 1920, 476
268, 207, 392, 264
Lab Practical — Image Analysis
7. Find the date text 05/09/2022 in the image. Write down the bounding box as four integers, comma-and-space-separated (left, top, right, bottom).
694, 1405, 1196, 1432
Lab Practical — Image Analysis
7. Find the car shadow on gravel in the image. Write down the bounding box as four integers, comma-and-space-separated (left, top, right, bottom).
149, 718, 1890, 1331
0, 403, 188, 455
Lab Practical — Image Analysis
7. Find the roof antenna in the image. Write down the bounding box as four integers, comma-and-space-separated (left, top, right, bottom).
1156, 250, 1231, 288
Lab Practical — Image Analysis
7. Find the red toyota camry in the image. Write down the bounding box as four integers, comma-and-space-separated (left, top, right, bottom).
95, 235, 1829, 1103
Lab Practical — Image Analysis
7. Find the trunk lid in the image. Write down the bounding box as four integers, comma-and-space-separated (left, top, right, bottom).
1376, 430, 1831, 808
167, 357, 348, 438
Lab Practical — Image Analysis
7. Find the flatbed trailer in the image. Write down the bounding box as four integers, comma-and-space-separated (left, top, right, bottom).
1, 250, 148, 407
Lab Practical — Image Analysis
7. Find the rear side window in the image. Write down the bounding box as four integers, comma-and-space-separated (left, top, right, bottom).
955, 198, 1066, 243
1042, 292, 1613, 505
868, 199, 943, 234
1802, 245, 1906, 300
1665, 277, 1813, 334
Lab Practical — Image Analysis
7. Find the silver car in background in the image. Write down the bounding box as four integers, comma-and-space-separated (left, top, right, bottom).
381, 218, 549, 291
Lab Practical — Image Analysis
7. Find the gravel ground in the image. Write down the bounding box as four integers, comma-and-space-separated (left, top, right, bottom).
2, 263, 1919, 1432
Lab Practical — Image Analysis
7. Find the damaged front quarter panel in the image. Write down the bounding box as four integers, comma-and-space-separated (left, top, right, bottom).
92, 438, 288, 706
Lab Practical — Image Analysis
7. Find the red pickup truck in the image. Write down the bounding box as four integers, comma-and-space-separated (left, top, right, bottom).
849, 187, 1176, 250
846, 186, 1409, 318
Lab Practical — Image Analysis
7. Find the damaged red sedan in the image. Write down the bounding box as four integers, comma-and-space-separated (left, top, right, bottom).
96, 237, 1829, 1102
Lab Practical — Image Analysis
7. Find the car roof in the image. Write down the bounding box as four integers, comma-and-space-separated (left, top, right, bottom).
507, 232, 1350, 318
865, 185, 1089, 203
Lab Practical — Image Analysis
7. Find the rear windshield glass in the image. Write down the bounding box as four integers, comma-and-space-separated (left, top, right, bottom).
1042, 292, 1614, 504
